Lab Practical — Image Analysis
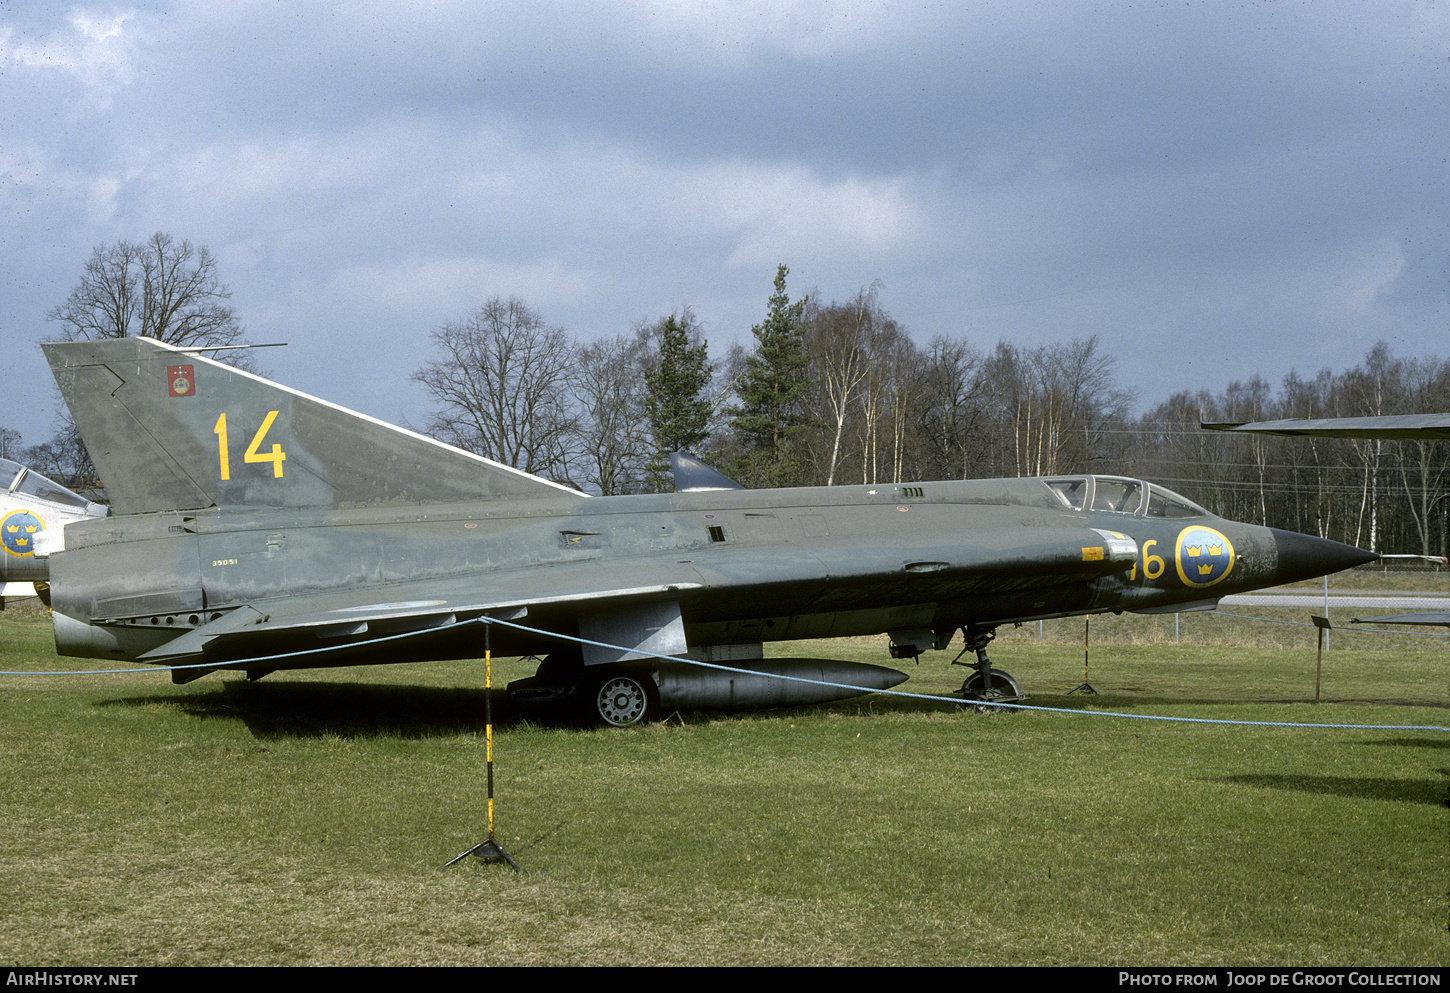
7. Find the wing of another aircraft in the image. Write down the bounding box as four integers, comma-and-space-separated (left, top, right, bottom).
1208, 414, 1450, 630
1203, 414, 1450, 440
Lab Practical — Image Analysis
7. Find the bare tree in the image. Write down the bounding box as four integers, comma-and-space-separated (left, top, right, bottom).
572, 332, 653, 495
47, 233, 244, 349
853, 317, 910, 485
1394, 355, 1450, 556
413, 297, 579, 482
801, 284, 917, 485
1340, 341, 1401, 550
21, 425, 95, 491
803, 289, 877, 486
977, 336, 1134, 478
0, 427, 22, 462
916, 336, 986, 480
1220, 375, 1274, 524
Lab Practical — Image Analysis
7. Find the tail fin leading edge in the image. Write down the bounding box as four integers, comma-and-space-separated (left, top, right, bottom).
43, 337, 576, 514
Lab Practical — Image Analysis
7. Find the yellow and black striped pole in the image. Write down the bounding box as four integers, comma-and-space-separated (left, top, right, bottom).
1068, 615, 1098, 695
445, 620, 519, 871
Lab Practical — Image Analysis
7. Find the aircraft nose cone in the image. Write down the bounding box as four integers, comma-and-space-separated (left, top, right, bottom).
1268, 528, 1377, 584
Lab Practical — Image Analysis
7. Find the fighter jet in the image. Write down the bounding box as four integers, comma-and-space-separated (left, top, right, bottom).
0, 457, 108, 602
39, 337, 1374, 725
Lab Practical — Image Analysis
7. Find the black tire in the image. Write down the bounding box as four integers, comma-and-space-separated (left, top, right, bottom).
589, 671, 658, 727
961, 669, 1023, 713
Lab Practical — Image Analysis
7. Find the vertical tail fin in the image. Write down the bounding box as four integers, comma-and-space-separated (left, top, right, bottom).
43, 337, 577, 514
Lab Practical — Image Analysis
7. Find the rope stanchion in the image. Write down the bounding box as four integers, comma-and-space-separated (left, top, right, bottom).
445, 623, 519, 872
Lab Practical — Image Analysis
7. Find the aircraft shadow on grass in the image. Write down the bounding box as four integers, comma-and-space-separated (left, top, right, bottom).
1048, 691, 1450, 710
95, 683, 518, 739
1215, 772, 1449, 807
94, 678, 954, 739
92, 680, 1449, 739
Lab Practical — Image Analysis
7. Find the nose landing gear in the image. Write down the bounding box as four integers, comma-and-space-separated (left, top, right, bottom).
952, 624, 1025, 713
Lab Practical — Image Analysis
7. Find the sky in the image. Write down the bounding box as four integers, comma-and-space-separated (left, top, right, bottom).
2, 1, 1446, 450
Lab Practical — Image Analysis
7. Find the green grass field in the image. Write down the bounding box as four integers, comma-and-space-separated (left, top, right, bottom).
1, 605, 1445, 966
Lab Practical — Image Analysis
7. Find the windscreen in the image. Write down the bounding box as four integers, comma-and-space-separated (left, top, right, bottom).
2, 458, 94, 510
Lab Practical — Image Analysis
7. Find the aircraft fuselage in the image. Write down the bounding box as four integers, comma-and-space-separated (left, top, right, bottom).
47, 474, 1366, 670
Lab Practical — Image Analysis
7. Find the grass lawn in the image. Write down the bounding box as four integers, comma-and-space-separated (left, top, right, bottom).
1, 606, 1445, 966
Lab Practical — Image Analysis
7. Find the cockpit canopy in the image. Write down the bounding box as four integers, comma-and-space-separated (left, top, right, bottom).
0, 458, 106, 515
1045, 475, 1207, 519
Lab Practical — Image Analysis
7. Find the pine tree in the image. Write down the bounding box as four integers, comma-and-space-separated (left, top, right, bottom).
644, 312, 712, 489
728, 265, 813, 487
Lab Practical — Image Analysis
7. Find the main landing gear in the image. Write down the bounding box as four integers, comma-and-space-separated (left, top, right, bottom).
509, 652, 661, 728
952, 624, 1025, 713
590, 670, 659, 727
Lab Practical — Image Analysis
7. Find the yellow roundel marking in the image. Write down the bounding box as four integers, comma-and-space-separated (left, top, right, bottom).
1175, 525, 1235, 588
1, 509, 45, 558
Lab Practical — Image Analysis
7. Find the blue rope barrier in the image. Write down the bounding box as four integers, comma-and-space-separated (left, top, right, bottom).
6, 611, 1447, 733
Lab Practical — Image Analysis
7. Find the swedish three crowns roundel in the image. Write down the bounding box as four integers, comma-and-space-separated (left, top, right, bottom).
1174, 525, 1235, 588
2, 510, 44, 558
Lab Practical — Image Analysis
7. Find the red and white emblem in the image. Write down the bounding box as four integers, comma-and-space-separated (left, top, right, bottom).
168, 365, 195, 397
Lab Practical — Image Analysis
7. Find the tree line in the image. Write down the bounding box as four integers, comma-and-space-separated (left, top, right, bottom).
409, 264, 1450, 558
411, 265, 1144, 497
1126, 345, 1450, 557
16, 237, 1450, 557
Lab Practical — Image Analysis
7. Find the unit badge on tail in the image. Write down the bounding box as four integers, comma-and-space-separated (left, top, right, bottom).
168, 365, 195, 397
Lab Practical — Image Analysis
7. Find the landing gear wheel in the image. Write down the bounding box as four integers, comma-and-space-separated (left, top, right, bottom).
591, 673, 657, 727
961, 669, 1024, 713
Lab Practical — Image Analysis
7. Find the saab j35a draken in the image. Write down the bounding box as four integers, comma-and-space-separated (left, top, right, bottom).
39, 337, 1375, 725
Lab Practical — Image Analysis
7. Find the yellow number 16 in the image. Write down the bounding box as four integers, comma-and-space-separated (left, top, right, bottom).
214, 411, 288, 480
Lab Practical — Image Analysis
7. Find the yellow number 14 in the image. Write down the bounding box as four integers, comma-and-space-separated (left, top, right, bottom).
214, 411, 288, 480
